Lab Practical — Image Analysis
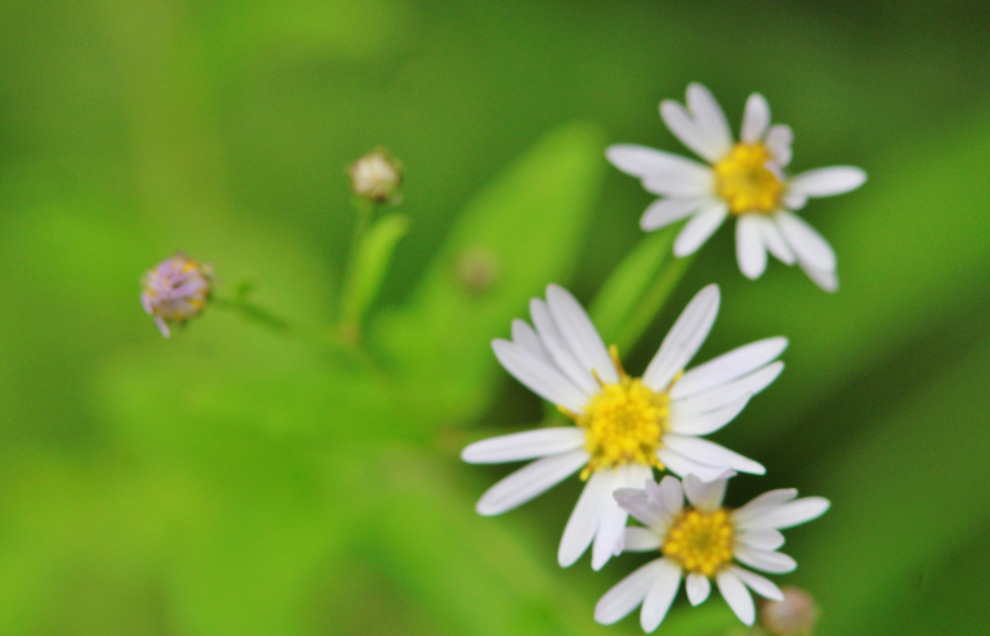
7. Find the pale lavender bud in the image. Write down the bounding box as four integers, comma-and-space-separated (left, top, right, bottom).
141, 253, 213, 337
348, 148, 402, 202
759, 586, 820, 636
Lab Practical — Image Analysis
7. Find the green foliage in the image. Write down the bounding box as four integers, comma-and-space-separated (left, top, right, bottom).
339, 211, 411, 331
1, 1, 988, 634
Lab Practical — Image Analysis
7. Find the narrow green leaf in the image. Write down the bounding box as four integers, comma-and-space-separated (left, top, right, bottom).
374, 122, 607, 422
339, 212, 411, 331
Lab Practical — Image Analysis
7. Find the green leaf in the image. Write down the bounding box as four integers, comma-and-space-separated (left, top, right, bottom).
374, 122, 607, 422
339, 212, 411, 332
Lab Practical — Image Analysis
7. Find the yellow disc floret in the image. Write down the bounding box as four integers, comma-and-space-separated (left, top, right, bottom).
569, 346, 670, 479
713, 143, 783, 215
662, 508, 735, 577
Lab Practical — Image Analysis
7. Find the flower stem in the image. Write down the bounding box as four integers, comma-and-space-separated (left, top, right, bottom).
337, 197, 378, 342
616, 253, 696, 353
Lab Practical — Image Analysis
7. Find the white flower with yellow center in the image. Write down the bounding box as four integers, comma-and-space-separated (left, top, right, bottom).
607, 82, 867, 292
462, 284, 786, 570
594, 475, 829, 632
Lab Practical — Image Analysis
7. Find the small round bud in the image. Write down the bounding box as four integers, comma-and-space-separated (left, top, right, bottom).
141, 252, 213, 337
348, 147, 403, 203
759, 586, 820, 636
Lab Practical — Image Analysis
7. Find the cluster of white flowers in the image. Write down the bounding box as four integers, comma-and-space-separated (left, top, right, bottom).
464, 83, 862, 631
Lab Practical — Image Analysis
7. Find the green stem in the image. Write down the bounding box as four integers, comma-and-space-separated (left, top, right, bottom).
615, 253, 697, 353
338, 197, 378, 338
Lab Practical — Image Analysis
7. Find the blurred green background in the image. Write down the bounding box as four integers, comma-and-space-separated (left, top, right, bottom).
2, 1, 989, 634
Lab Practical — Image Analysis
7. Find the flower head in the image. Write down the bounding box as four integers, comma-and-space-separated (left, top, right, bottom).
462, 284, 786, 569
141, 252, 212, 337
348, 147, 403, 203
594, 475, 829, 632
607, 82, 867, 291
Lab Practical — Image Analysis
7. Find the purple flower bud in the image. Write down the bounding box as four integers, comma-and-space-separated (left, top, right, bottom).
141, 253, 213, 337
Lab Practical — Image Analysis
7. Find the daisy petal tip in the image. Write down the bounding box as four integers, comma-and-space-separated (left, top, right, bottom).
475, 500, 500, 517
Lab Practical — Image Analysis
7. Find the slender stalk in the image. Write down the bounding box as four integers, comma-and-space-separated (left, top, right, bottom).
338, 197, 378, 342
615, 253, 697, 354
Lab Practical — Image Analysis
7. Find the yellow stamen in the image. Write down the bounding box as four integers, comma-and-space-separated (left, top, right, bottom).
713, 143, 783, 215
576, 345, 669, 479
608, 344, 627, 379
662, 508, 735, 577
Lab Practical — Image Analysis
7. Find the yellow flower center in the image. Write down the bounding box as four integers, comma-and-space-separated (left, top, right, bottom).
713, 143, 783, 215
560, 346, 670, 479
662, 508, 735, 577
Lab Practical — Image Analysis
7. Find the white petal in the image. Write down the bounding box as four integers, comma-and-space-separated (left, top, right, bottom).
682, 474, 728, 512
672, 337, 788, 400
639, 559, 683, 632
662, 436, 766, 476
546, 285, 618, 385
783, 189, 808, 211
461, 428, 586, 464
476, 449, 588, 515
605, 144, 708, 179
623, 526, 662, 552
530, 299, 598, 394
716, 570, 756, 625
559, 469, 614, 567
656, 447, 733, 483
642, 284, 720, 391
764, 124, 793, 166
673, 202, 729, 257
799, 259, 839, 293
734, 546, 797, 574
732, 489, 798, 527
758, 215, 795, 264
736, 528, 785, 551
741, 93, 770, 144
673, 362, 784, 414
511, 320, 551, 363
775, 212, 836, 272
661, 99, 722, 163
741, 497, 831, 530
615, 488, 669, 530
593, 465, 650, 570
735, 214, 767, 279
642, 167, 714, 198
788, 166, 867, 198
593, 504, 629, 570
685, 572, 712, 606
730, 565, 784, 602
656, 475, 684, 520
594, 559, 667, 625
640, 197, 709, 232
668, 396, 750, 437
492, 340, 587, 413
686, 83, 733, 158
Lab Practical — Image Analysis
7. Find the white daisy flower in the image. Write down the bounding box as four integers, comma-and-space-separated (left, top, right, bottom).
607, 82, 867, 292
462, 284, 786, 570
594, 474, 829, 632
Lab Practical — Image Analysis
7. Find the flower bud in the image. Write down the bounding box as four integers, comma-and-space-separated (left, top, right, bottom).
141, 252, 212, 337
759, 586, 820, 636
348, 147, 402, 203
